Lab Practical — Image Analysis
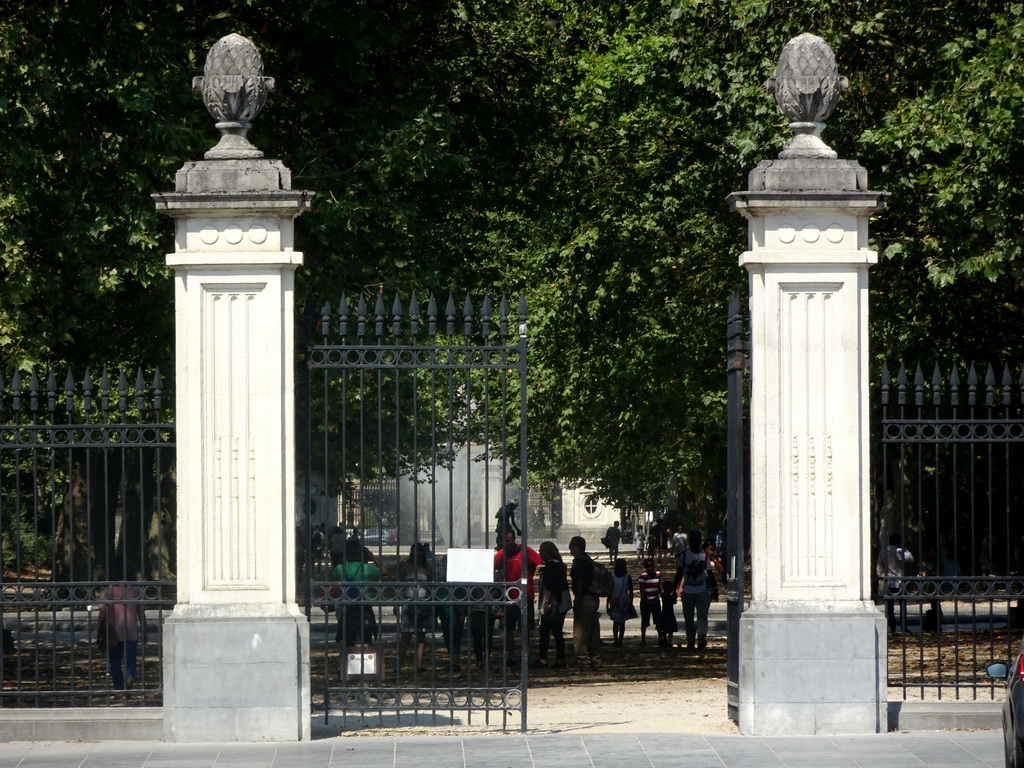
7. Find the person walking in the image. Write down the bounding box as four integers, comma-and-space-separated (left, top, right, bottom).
568, 536, 602, 669
637, 557, 663, 647
311, 523, 327, 572
397, 543, 434, 672
98, 583, 145, 692
876, 533, 915, 632
604, 521, 623, 563
672, 528, 688, 560
634, 526, 645, 560
646, 522, 661, 559
659, 579, 678, 647
704, 540, 724, 602
533, 541, 570, 668
607, 557, 634, 647
676, 530, 712, 651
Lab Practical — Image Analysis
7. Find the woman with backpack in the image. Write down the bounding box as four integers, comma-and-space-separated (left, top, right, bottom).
397, 542, 434, 672
675, 529, 711, 651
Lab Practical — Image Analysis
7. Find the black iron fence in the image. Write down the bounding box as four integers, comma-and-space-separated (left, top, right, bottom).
877, 361, 1024, 699
0, 369, 175, 706
300, 292, 530, 731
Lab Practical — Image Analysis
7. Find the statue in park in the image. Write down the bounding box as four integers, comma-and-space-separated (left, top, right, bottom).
494, 500, 520, 547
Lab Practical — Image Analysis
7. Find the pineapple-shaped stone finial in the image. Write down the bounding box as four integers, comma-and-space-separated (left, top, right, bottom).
765, 33, 848, 159
193, 34, 275, 160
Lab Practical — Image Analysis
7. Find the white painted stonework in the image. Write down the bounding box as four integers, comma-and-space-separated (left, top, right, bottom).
163, 211, 306, 607
154, 173, 314, 742
738, 209, 877, 605
731, 187, 888, 737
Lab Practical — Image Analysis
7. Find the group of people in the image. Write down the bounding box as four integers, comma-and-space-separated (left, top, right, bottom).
611, 520, 714, 565
608, 531, 724, 652
327, 537, 443, 672
324, 529, 610, 672
531, 535, 603, 669
517, 527, 726, 668
325, 519, 725, 674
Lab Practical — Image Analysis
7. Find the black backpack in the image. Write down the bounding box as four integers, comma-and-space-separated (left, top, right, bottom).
589, 558, 614, 596
682, 551, 706, 586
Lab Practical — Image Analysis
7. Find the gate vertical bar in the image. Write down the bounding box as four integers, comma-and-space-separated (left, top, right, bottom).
725, 290, 746, 724
518, 294, 529, 734
302, 298, 315, 620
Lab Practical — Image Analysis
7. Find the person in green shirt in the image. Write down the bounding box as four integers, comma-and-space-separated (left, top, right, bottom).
331, 539, 383, 647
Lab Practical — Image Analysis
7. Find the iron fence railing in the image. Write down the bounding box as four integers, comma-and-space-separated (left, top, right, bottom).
881, 577, 1023, 699
877, 361, 1024, 699
0, 369, 175, 707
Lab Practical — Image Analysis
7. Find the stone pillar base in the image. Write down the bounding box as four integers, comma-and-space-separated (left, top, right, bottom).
162, 606, 311, 742
739, 603, 886, 735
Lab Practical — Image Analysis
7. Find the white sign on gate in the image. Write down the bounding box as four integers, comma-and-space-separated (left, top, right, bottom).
446, 548, 495, 582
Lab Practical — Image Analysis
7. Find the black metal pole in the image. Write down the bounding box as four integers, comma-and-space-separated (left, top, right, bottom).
302, 298, 315, 621
725, 290, 746, 724
518, 294, 529, 735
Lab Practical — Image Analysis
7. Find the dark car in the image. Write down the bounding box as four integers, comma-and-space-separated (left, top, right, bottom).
360, 527, 397, 547
988, 632, 1024, 768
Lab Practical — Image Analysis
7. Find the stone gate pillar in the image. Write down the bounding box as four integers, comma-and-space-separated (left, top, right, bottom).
152, 34, 313, 742
727, 34, 888, 736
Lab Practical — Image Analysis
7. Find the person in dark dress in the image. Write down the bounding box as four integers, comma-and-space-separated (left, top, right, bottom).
533, 541, 570, 668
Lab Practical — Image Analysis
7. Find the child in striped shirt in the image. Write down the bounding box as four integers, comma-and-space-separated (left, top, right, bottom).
638, 558, 663, 647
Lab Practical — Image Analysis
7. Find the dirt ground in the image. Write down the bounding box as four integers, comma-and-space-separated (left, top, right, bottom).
320, 619, 740, 737
320, 675, 737, 737
525, 674, 737, 734
319, 667, 737, 738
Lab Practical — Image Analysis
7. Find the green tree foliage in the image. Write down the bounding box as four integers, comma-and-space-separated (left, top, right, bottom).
857, 3, 1024, 362
0, 3, 212, 369
2, 0, 1023, 519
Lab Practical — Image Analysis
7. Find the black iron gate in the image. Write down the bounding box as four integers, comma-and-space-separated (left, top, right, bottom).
0, 369, 175, 706
724, 291, 748, 724
300, 292, 529, 731
877, 361, 1024, 700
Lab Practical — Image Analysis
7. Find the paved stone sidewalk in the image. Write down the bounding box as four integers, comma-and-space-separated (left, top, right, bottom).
0, 730, 1003, 767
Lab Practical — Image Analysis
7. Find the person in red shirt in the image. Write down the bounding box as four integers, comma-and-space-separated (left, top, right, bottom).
494, 530, 542, 667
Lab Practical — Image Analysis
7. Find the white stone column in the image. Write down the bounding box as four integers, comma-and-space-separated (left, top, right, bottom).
152, 34, 313, 742
727, 34, 888, 736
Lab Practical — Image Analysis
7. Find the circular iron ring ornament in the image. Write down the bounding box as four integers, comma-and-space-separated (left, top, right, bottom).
895, 577, 1024, 598
0, 426, 169, 448
310, 347, 520, 369
882, 421, 1024, 442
